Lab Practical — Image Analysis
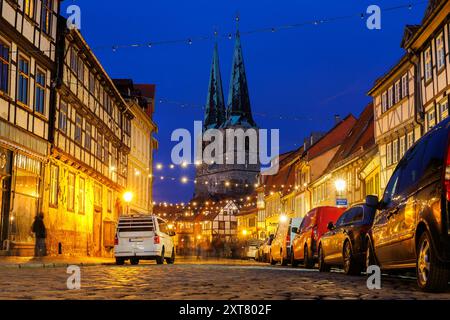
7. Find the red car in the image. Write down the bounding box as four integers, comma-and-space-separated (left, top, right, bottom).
291, 206, 346, 268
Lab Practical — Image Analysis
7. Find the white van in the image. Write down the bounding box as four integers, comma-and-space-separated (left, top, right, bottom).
114, 215, 176, 265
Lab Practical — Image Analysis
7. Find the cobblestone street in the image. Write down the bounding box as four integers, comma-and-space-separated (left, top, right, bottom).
0, 259, 449, 300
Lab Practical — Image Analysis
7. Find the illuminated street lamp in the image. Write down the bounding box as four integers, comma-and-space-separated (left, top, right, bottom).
242, 229, 248, 236
279, 214, 288, 223
334, 179, 346, 193
123, 191, 133, 215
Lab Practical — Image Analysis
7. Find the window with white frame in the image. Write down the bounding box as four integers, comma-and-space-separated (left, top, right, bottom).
75, 113, 82, 144
425, 47, 432, 81
35, 69, 46, 114
401, 74, 408, 98
85, 123, 91, 151
407, 131, 414, 149
427, 109, 436, 131
388, 87, 394, 108
59, 101, 68, 133
437, 33, 445, 70
395, 81, 401, 104
399, 136, 406, 158
392, 139, 399, 164
18, 57, 30, 105
440, 100, 449, 121
381, 92, 387, 112
386, 143, 392, 166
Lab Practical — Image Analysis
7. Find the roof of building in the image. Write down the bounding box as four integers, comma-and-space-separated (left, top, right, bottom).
260, 147, 302, 196
236, 204, 258, 216
304, 115, 357, 160
326, 103, 375, 172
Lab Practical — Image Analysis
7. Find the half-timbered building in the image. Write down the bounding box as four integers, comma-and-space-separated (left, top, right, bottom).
403, 0, 450, 133
42, 22, 133, 257
368, 0, 450, 192
0, 0, 61, 255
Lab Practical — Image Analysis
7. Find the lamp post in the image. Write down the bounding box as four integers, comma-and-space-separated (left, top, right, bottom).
123, 191, 133, 215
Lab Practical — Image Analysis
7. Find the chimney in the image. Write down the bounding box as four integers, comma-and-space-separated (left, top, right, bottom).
334, 114, 342, 124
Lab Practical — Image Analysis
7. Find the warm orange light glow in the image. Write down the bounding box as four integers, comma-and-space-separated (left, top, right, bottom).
123, 191, 133, 203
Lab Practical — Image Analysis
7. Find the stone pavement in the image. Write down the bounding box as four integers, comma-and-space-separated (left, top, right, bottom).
0, 259, 449, 300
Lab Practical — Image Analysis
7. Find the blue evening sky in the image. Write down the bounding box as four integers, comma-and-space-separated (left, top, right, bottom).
61, 0, 427, 203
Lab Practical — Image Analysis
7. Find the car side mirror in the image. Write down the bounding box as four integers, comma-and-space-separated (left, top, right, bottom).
291, 227, 298, 234
327, 222, 335, 231
365, 195, 379, 209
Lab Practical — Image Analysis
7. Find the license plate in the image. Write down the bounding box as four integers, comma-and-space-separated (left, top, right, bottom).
129, 238, 143, 242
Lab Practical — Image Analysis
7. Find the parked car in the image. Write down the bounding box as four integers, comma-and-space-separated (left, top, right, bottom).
269, 217, 303, 266
257, 235, 274, 262
318, 203, 376, 275
292, 206, 346, 268
366, 118, 450, 292
243, 239, 263, 259
114, 215, 176, 265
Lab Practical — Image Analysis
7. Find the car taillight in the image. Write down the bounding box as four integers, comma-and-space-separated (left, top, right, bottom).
154, 236, 160, 244
114, 234, 118, 245
286, 233, 291, 245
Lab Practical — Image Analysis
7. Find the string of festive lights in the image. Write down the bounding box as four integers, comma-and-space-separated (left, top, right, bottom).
5, 1, 426, 55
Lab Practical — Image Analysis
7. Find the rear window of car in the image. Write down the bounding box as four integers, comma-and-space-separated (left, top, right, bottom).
420, 125, 448, 183
118, 218, 154, 233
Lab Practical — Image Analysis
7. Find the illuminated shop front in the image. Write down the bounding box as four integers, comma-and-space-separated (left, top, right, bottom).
0, 148, 43, 251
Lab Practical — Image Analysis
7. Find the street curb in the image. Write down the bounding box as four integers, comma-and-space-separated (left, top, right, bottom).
0, 261, 114, 269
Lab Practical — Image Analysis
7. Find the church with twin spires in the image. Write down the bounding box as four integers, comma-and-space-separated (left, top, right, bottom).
194, 31, 260, 200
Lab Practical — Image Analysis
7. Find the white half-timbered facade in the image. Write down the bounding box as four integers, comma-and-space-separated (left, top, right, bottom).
368, 56, 421, 192
201, 201, 238, 242
406, 1, 450, 133
0, 0, 60, 254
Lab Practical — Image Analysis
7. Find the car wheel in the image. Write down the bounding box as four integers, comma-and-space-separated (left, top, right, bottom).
318, 245, 331, 272
130, 258, 139, 265
365, 239, 376, 271
291, 248, 299, 268
156, 247, 165, 265
166, 248, 175, 264
343, 241, 361, 275
280, 250, 288, 266
304, 245, 314, 269
115, 258, 125, 266
416, 231, 450, 292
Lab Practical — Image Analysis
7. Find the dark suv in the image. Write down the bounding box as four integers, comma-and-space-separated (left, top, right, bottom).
366, 117, 450, 292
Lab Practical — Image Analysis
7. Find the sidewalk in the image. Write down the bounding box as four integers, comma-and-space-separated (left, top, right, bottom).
0, 256, 115, 269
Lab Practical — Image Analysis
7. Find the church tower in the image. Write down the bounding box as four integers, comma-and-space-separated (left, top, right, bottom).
194, 34, 260, 199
